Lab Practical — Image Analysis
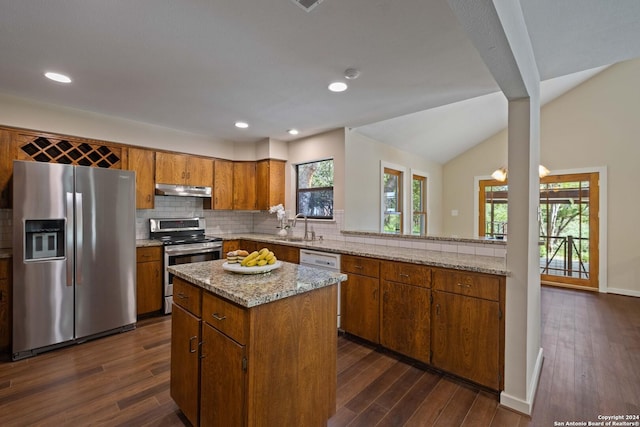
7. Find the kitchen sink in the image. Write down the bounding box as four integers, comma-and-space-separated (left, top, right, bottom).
278, 236, 305, 242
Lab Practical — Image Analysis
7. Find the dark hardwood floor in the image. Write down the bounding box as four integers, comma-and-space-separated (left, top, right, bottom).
0, 286, 638, 426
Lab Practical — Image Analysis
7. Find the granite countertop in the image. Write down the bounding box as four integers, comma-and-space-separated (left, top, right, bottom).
221, 234, 508, 276
0, 248, 11, 259
136, 239, 164, 248
168, 259, 347, 308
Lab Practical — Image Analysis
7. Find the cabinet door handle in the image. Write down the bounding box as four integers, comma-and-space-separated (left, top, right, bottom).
457, 283, 472, 288
0, 290, 4, 302
399, 273, 409, 278
436, 304, 440, 316
212, 313, 226, 321
354, 265, 363, 270
373, 288, 378, 300
200, 340, 206, 359
189, 336, 198, 353
147, 194, 152, 202
181, 171, 186, 179
176, 292, 188, 299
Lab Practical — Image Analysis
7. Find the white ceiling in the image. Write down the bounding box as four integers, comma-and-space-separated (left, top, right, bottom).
0, 0, 639, 162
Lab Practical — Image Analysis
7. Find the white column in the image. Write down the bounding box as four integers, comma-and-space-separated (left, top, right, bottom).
501, 97, 543, 414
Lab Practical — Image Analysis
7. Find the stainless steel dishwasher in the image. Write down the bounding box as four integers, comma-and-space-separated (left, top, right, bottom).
299, 249, 342, 329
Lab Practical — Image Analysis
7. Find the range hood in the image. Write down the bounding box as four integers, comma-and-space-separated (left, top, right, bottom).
155, 183, 212, 198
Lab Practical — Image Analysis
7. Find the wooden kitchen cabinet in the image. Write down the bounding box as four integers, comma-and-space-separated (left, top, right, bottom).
256, 159, 286, 210
233, 161, 257, 210
380, 261, 431, 364
341, 255, 380, 343
223, 240, 240, 254
200, 291, 248, 426
267, 243, 299, 264
0, 258, 11, 353
173, 273, 336, 426
156, 152, 213, 187
170, 278, 203, 427
201, 324, 246, 427
431, 268, 505, 390
0, 129, 17, 209
213, 159, 234, 209
135, 247, 163, 317
126, 147, 155, 209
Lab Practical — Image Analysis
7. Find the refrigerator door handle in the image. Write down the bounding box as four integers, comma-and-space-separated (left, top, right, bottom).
75, 192, 83, 286
66, 192, 74, 287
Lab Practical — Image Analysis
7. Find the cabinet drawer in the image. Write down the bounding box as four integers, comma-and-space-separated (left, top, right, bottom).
432, 269, 501, 301
0, 259, 9, 279
136, 246, 162, 263
202, 292, 248, 344
381, 261, 431, 288
341, 255, 380, 278
173, 277, 202, 316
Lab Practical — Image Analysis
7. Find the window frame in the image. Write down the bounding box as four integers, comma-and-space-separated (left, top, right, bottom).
295, 158, 334, 220
411, 173, 428, 236
380, 162, 406, 234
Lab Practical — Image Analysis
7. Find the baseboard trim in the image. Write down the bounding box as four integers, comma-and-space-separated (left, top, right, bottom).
499, 347, 544, 415
606, 287, 640, 298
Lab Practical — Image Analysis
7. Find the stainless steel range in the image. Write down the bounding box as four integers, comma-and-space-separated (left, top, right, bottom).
149, 218, 222, 313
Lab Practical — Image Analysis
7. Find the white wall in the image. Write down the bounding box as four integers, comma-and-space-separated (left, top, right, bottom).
443, 58, 640, 296
286, 128, 346, 212
344, 129, 443, 234
0, 92, 259, 160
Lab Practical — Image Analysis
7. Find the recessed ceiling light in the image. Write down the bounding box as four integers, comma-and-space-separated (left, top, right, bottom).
328, 81, 348, 92
235, 121, 249, 129
287, 129, 299, 135
44, 72, 72, 83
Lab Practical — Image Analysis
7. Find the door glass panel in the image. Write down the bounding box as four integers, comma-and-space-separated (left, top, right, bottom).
479, 173, 598, 289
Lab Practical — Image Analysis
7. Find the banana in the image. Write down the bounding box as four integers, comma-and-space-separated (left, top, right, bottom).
241, 251, 260, 266
245, 259, 258, 267
267, 257, 277, 265
257, 259, 268, 266
265, 251, 275, 261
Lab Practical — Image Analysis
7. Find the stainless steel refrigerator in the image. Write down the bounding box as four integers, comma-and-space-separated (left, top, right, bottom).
12, 160, 136, 360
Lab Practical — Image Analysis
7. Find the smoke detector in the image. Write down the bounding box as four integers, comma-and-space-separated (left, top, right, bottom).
291, 0, 325, 12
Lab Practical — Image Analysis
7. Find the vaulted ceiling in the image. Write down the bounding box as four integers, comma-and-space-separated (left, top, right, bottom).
1, 0, 638, 162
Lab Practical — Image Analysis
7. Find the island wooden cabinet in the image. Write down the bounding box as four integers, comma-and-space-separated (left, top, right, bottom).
135, 247, 163, 317
200, 291, 248, 426
156, 152, 213, 187
233, 161, 257, 210
256, 159, 285, 210
341, 255, 381, 343
171, 271, 337, 426
380, 261, 431, 364
170, 278, 203, 427
126, 147, 155, 209
0, 258, 11, 353
431, 268, 505, 390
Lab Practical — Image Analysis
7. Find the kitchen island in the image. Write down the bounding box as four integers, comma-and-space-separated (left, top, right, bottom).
167, 259, 347, 427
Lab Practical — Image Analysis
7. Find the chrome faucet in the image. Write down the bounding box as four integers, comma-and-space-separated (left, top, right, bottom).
293, 213, 311, 241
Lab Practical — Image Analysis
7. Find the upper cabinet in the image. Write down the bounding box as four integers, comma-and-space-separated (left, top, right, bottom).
126, 147, 155, 209
257, 159, 285, 210
213, 159, 234, 209
0, 130, 16, 209
155, 152, 213, 187
232, 161, 257, 210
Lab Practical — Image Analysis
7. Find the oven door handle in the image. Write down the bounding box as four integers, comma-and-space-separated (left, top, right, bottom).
165, 246, 222, 256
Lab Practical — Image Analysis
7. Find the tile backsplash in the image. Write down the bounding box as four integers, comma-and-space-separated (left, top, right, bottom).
1, 198, 504, 259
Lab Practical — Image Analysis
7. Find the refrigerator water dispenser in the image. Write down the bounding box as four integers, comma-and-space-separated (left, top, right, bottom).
24, 219, 65, 260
